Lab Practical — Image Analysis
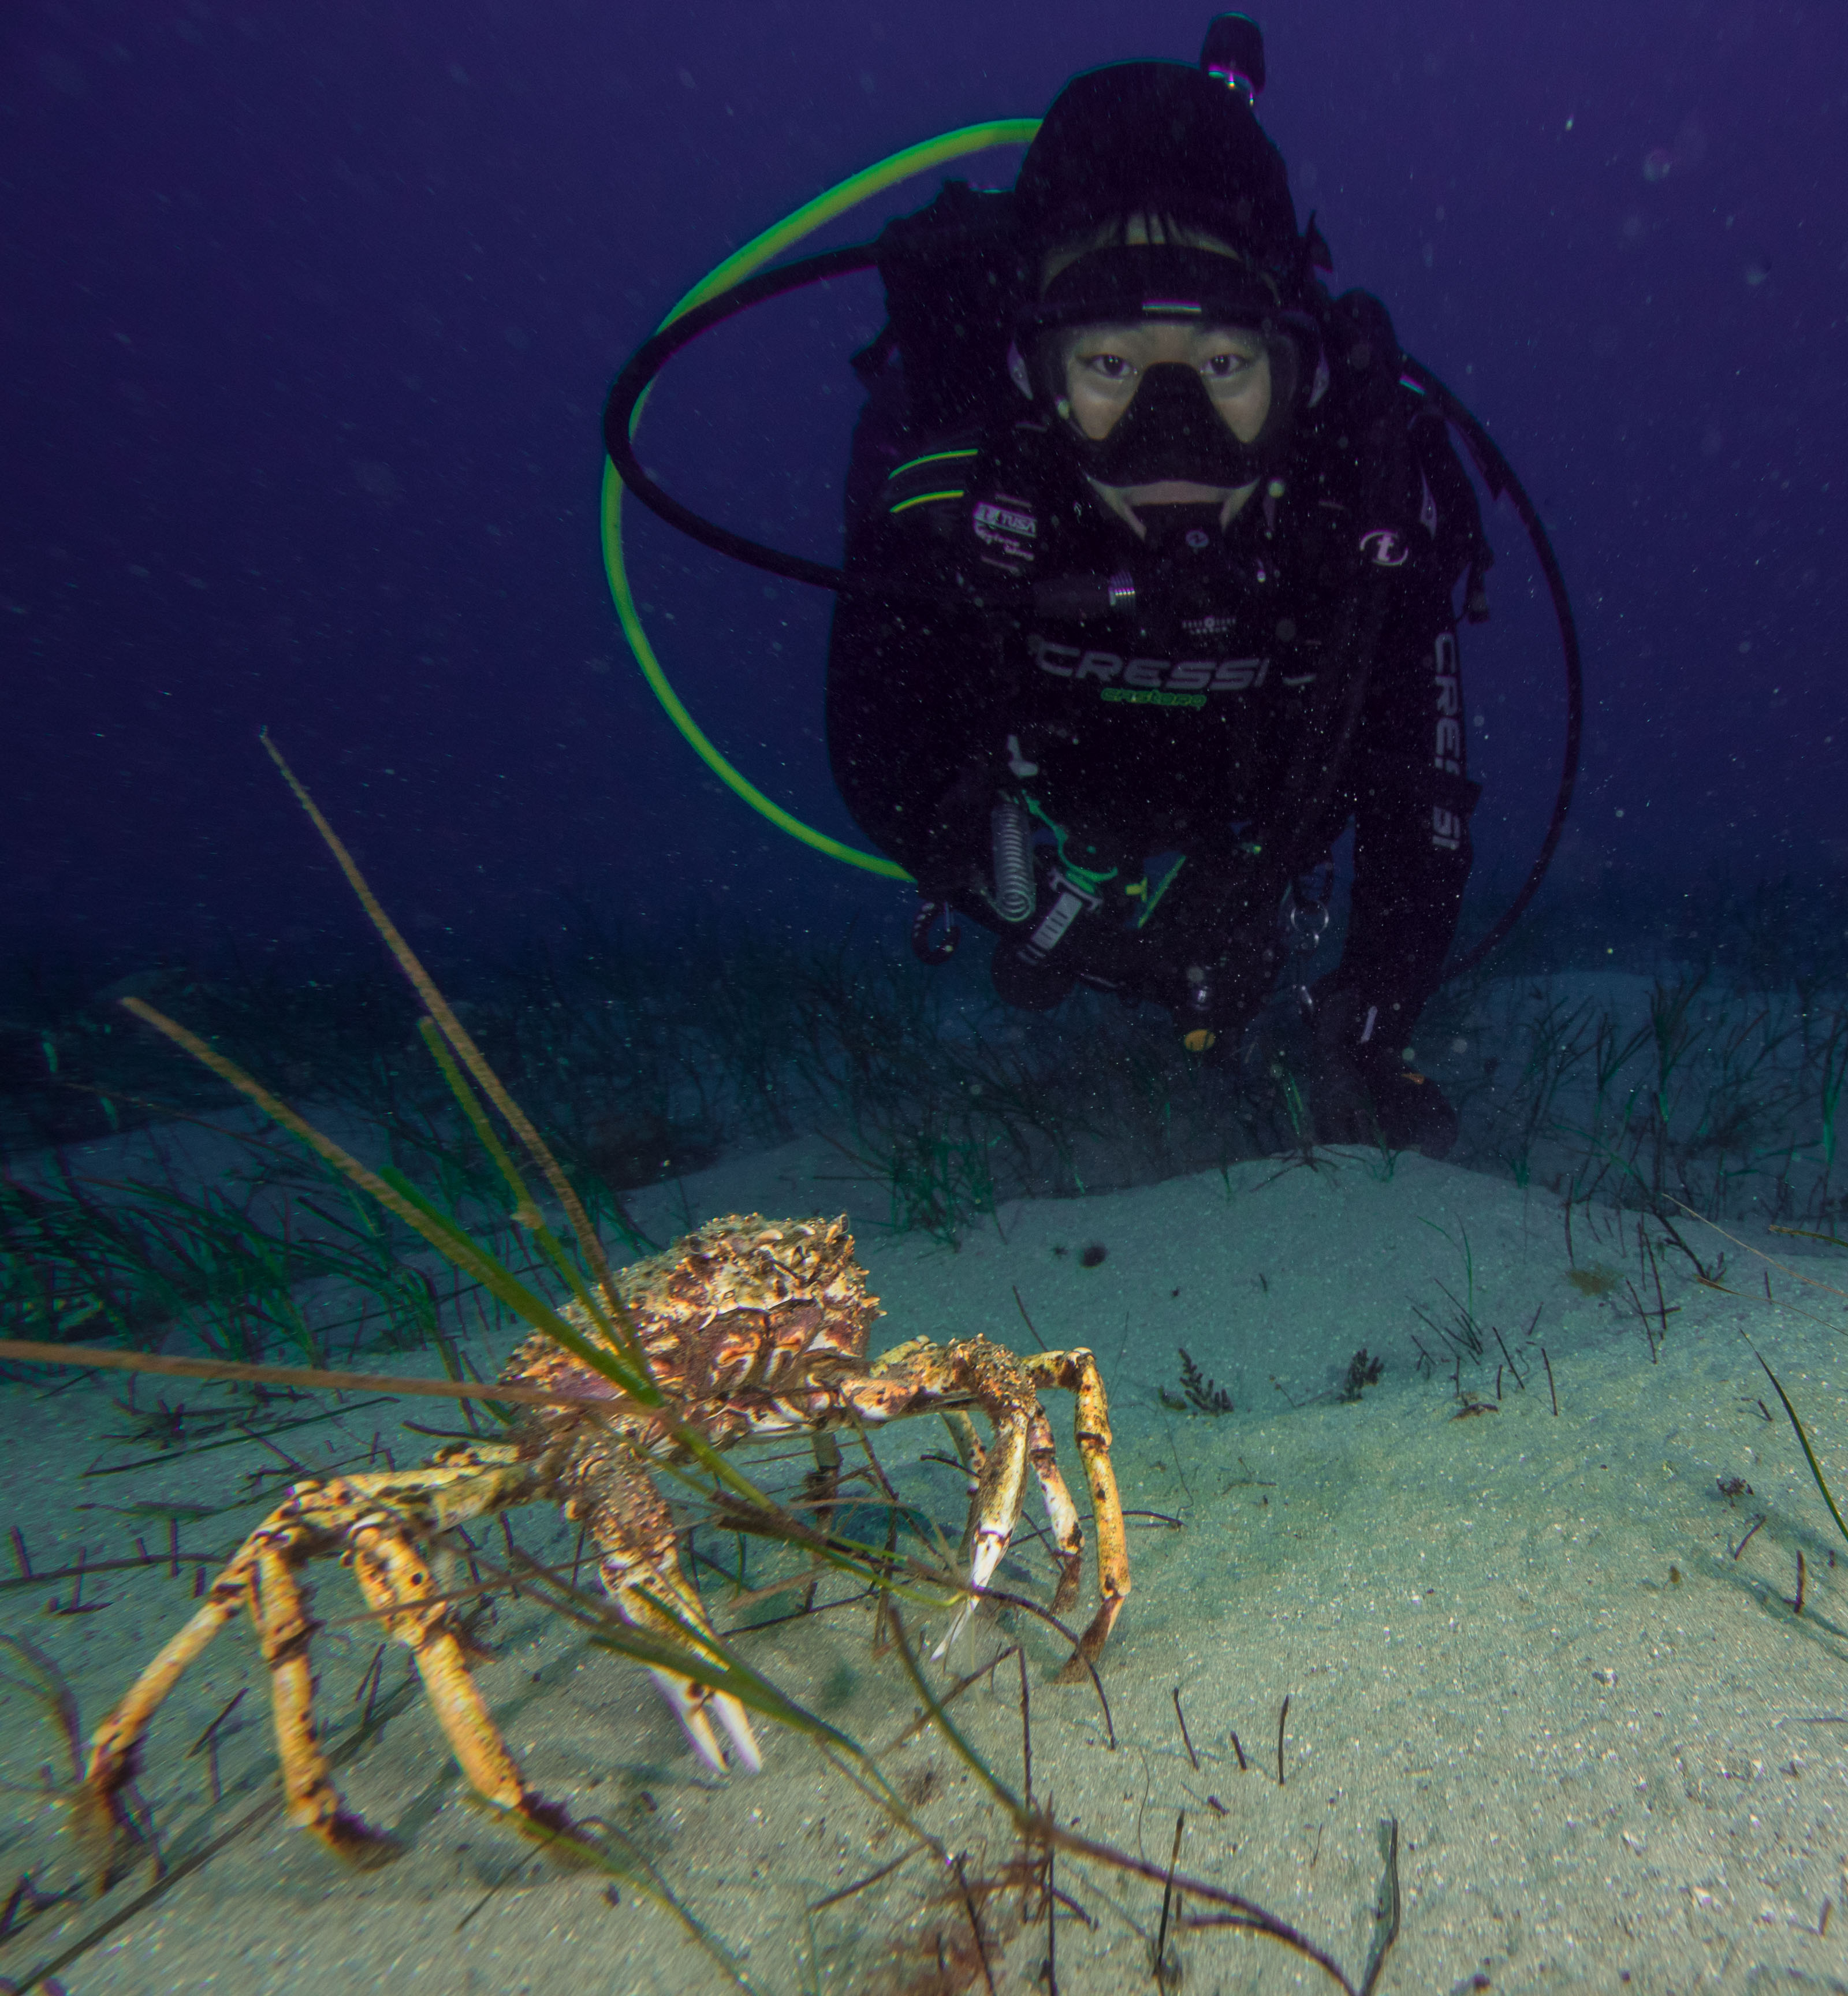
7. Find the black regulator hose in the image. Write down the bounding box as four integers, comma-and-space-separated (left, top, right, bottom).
603, 243, 882, 592
605, 258, 1142, 623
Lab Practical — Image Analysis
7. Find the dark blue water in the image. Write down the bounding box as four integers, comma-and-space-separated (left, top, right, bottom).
5, 0, 1845, 984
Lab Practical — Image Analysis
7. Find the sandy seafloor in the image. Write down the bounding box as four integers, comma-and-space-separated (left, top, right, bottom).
6, 1115, 1848, 1995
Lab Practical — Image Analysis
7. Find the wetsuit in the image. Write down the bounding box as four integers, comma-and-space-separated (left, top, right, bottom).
827, 307, 1485, 1051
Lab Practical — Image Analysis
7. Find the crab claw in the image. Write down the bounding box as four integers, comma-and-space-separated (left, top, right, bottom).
647, 1669, 762, 1774
932, 1517, 1014, 1662
713, 1689, 763, 1771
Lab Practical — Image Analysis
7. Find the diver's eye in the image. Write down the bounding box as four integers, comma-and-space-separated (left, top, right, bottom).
1200, 352, 1251, 380
1082, 353, 1136, 383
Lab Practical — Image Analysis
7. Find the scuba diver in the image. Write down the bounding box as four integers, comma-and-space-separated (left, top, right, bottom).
824, 36, 1491, 1157
606, 16, 1579, 1161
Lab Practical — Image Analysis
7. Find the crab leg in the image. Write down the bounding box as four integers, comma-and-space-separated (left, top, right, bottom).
81, 1450, 565, 1876
259, 1459, 568, 1852
934, 1400, 1079, 1606
848, 1336, 1130, 1670
1024, 1403, 1086, 1615
932, 1341, 1035, 1659
345, 1513, 572, 1842
248, 1537, 398, 1860
78, 1556, 255, 1879
1023, 1349, 1130, 1667
800, 1430, 844, 1538
859, 1339, 1078, 1655
587, 1458, 761, 1774
798, 1430, 844, 1611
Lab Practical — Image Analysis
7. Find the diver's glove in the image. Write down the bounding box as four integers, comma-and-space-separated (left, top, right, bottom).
1306, 989, 1458, 1160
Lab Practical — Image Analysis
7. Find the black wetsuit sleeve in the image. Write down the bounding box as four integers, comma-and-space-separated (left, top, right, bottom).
1329, 580, 1478, 1032
825, 493, 1008, 891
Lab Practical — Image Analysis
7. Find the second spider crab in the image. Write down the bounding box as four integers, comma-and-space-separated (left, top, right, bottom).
81, 1213, 1130, 1864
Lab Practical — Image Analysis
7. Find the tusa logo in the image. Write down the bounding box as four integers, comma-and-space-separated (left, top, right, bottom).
974, 500, 1037, 541
1360, 527, 1409, 567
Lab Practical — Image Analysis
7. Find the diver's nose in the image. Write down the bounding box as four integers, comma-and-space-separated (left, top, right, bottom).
1129, 362, 1227, 442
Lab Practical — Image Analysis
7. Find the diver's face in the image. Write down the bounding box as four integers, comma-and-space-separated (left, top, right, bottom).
1060, 321, 1273, 445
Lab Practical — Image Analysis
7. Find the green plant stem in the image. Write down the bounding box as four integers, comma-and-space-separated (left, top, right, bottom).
260, 732, 633, 1316
1752, 1349, 1848, 1551
882, 1607, 1374, 1993
116, 999, 770, 1512
0, 1336, 593, 1406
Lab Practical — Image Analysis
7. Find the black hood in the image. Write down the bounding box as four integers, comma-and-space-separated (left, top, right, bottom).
1014, 61, 1303, 286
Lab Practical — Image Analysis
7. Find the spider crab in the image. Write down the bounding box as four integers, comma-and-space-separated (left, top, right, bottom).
81, 1213, 1129, 1864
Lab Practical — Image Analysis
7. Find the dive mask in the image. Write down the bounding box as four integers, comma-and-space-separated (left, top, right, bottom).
1012, 243, 1317, 488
